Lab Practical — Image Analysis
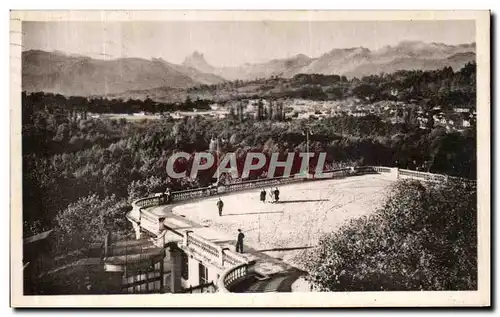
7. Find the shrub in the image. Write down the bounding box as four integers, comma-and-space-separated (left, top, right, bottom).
55, 194, 132, 251
298, 179, 477, 291
127, 175, 167, 202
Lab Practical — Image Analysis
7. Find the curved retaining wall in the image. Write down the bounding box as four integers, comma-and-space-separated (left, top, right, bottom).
217, 263, 249, 293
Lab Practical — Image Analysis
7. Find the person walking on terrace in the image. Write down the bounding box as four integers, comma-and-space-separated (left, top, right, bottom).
217, 198, 224, 216
236, 229, 245, 253
164, 188, 172, 204
260, 189, 267, 203
268, 188, 274, 203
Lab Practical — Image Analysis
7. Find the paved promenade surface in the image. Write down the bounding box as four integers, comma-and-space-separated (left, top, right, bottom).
144, 174, 394, 292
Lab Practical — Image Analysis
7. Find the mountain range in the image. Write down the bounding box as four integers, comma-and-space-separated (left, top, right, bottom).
22, 41, 475, 97
183, 41, 475, 80
22, 50, 225, 96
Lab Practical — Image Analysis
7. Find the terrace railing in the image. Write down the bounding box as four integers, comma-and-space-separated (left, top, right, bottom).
222, 174, 305, 193
183, 231, 222, 263
222, 248, 248, 268
171, 186, 215, 202
371, 166, 392, 174
180, 230, 249, 268
217, 263, 249, 293
134, 196, 164, 208
399, 169, 448, 183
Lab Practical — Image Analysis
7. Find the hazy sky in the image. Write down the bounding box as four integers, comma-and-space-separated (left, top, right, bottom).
23, 20, 475, 67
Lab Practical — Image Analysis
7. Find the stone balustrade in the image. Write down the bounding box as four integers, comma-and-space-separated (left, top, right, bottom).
184, 231, 221, 262
222, 174, 304, 194
372, 166, 392, 173
399, 169, 448, 183
217, 263, 249, 293
172, 187, 214, 202
222, 249, 247, 267
134, 196, 164, 208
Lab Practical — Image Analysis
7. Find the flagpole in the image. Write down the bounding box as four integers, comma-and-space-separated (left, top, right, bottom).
216, 138, 220, 184
306, 131, 309, 156
303, 129, 312, 179
302, 129, 311, 154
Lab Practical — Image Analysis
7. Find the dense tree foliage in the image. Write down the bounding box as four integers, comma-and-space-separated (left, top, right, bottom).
298, 180, 477, 291
21, 63, 477, 260
55, 194, 131, 251
22, 96, 476, 241
23, 92, 212, 118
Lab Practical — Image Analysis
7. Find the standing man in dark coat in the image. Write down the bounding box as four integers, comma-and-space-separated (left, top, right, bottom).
273, 187, 280, 203
236, 229, 245, 253
260, 189, 266, 203
217, 198, 224, 216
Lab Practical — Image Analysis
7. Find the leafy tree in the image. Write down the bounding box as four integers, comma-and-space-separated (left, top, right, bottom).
127, 176, 168, 202
55, 194, 131, 251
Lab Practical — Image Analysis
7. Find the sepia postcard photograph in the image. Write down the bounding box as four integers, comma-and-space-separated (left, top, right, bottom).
9, 10, 491, 308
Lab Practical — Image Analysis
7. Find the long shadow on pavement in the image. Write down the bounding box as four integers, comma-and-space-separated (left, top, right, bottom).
255, 246, 314, 252
222, 211, 284, 216
276, 199, 329, 204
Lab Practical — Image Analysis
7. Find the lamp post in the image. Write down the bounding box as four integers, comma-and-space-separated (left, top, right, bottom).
301, 129, 313, 178
302, 129, 313, 153
216, 138, 220, 183
215, 137, 226, 185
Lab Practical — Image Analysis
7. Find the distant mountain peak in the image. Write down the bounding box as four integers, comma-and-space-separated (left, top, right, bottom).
287, 53, 310, 61
323, 46, 371, 57
192, 51, 204, 58
398, 40, 424, 45
182, 51, 214, 73
184, 51, 205, 62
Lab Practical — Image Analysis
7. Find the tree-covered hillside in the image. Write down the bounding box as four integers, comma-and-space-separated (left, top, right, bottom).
21, 63, 477, 257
